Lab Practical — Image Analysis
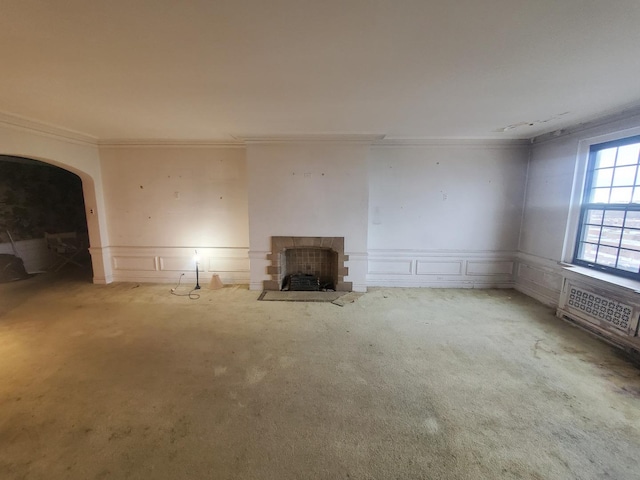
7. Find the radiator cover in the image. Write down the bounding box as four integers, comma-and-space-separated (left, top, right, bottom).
566, 286, 633, 332
558, 277, 640, 338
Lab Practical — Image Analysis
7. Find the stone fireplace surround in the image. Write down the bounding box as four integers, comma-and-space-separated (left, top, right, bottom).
264, 236, 352, 291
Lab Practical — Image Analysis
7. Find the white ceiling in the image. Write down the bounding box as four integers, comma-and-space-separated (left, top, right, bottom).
1, 0, 640, 141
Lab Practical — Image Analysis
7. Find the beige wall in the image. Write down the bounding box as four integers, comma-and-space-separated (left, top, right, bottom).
247, 143, 370, 291
99, 146, 250, 284
367, 143, 529, 287
100, 146, 248, 247
369, 144, 528, 251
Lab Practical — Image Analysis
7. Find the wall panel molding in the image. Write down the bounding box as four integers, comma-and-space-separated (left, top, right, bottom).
367, 249, 516, 288
466, 260, 514, 276
109, 246, 249, 284
368, 259, 413, 275
112, 256, 157, 271
416, 261, 463, 276
514, 252, 563, 307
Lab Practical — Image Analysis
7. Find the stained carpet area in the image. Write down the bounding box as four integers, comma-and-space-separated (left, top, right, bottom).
1, 275, 640, 479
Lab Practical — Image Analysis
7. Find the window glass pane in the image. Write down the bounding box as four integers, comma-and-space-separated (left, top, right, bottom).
595, 246, 618, 266
624, 211, 640, 228
600, 227, 622, 246
592, 188, 610, 203
595, 148, 616, 168
582, 225, 601, 243
621, 228, 640, 250
578, 243, 597, 262
617, 249, 640, 273
586, 209, 603, 224
616, 143, 640, 166
603, 210, 624, 226
578, 139, 640, 276
612, 165, 637, 186
593, 168, 613, 188
609, 187, 632, 203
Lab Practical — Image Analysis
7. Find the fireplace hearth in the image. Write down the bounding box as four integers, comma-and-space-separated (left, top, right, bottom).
265, 236, 351, 292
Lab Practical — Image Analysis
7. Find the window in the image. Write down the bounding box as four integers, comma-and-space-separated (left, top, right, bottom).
574, 135, 640, 279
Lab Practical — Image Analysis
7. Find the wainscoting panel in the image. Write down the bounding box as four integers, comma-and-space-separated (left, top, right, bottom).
110, 246, 250, 284
416, 261, 463, 276
514, 253, 563, 307
368, 259, 413, 275
367, 250, 516, 288
159, 256, 195, 272
466, 260, 513, 276
112, 256, 157, 272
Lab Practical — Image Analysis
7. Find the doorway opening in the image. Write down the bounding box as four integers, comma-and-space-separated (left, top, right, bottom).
0, 155, 92, 281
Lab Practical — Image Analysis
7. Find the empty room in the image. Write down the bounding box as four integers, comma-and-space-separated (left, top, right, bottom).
1, 1, 640, 479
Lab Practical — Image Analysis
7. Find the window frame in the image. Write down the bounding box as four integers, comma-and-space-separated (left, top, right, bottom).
573, 135, 640, 280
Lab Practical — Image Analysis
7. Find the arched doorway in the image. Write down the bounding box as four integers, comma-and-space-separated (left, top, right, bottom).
0, 155, 92, 279
0, 123, 112, 283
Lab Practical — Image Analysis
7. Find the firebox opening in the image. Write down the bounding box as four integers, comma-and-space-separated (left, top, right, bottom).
265, 237, 351, 292
281, 247, 337, 291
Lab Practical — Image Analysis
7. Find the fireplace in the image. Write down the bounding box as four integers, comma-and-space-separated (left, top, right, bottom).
265, 236, 352, 291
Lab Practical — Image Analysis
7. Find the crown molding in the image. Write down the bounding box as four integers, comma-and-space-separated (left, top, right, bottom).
531, 103, 640, 145
99, 135, 529, 148
98, 139, 245, 148
0, 113, 530, 149
233, 133, 386, 144
0, 111, 98, 145
374, 137, 530, 148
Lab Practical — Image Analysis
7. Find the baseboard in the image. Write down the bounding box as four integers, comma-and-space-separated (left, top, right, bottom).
351, 283, 368, 292
93, 274, 113, 285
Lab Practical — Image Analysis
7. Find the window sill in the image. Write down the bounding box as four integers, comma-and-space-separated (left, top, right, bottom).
561, 264, 640, 294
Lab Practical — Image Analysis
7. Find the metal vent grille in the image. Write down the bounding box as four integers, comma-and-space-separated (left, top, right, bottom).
568, 286, 632, 332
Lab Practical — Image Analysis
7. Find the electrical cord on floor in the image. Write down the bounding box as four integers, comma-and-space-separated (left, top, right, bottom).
170, 273, 201, 300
